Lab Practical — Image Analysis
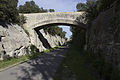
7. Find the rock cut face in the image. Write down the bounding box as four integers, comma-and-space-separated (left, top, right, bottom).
0, 24, 31, 60
0, 23, 66, 60
34, 29, 66, 52
88, 5, 120, 68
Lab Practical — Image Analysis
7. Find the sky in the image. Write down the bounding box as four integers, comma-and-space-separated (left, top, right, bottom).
59, 26, 72, 39
18, 0, 86, 39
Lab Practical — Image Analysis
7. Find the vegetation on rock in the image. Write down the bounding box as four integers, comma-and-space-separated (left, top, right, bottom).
44, 26, 67, 39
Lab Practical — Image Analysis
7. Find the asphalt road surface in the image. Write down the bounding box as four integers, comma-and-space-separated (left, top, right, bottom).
0, 46, 68, 80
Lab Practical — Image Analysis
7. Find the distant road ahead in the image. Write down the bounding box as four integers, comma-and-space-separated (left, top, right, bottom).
0, 46, 68, 80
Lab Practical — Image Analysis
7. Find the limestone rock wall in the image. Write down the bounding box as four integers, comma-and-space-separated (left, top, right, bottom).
0, 24, 31, 60
0, 24, 66, 60
35, 29, 66, 52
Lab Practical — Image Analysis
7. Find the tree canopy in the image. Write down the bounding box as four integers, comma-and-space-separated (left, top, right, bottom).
19, 1, 48, 13
0, 0, 19, 23
49, 9, 55, 12
96, 0, 116, 12
76, 3, 86, 11
77, 0, 117, 16
19, 1, 56, 13
44, 26, 66, 39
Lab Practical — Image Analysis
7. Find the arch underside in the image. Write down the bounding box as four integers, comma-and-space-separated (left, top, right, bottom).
31, 19, 86, 30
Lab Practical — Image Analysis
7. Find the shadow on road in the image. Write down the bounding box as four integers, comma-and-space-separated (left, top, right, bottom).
10, 47, 68, 80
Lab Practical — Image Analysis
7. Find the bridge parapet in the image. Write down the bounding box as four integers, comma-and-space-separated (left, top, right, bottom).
23, 12, 86, 29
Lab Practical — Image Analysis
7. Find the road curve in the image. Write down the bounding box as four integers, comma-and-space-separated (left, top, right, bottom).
0, 46, 68, 80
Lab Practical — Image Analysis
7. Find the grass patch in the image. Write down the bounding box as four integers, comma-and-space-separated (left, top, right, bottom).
43, 49, 51, 53
0, 56, 28, 70
0, 45, 62, 71
54, 45, 98, 80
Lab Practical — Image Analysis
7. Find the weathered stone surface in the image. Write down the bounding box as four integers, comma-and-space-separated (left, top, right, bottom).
0, 24, 31, 60
22, 12, 86, 45
88, 5, 120, 69
35, 29, 66, 52
23, 12, 86, 29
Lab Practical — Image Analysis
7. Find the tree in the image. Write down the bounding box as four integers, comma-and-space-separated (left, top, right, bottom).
40, 7, 48, 13
76, 3, 86, 11
18, 14, 26, 26
19, 1, 47, 13
96, 0, 117, 12
86, 0, 98, 20
49, 9, 55, 12
44, 26, 66, 39
0, 0, 19, 23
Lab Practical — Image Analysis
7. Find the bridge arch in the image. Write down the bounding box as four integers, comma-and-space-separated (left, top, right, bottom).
23, 12, 86, 46
33, 19, 86, 30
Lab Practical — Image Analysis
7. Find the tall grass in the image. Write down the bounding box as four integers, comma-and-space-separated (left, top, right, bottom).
54, 44, 98, 80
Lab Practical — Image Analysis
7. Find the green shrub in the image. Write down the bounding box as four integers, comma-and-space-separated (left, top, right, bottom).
27, 45, 40, 59
44, 26, 66, 39
18, 14, 26, 26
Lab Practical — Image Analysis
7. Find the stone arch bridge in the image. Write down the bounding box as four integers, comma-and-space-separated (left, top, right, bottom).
23, 12, 86, 46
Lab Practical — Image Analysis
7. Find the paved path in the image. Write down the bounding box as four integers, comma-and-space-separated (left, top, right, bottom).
0, 46, 68, 80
